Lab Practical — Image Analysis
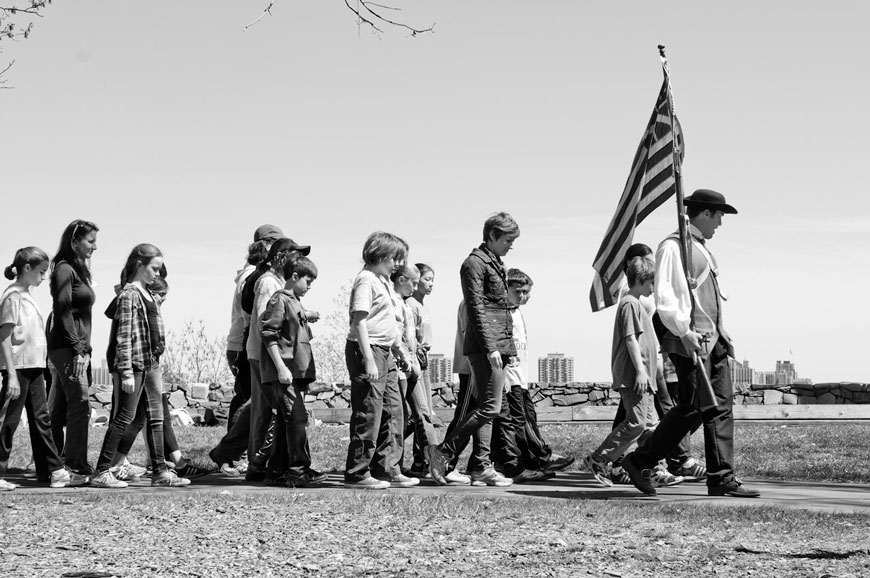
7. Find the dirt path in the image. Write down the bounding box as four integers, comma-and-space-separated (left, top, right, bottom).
6, 471, 870, 514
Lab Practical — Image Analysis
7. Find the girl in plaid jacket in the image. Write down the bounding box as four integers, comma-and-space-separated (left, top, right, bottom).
91, 244, 189, 489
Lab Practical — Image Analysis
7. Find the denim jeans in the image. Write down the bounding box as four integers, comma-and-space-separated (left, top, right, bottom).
0, 368, 64, 478
594, 385, 658, 463
344, 341, 403, 482
633, 338, 734, 486
95, 368, 166, 475
439, 353, 507, 472
47, 348, 91, 471
400, 371, 436, 469
117, 392, 179, 457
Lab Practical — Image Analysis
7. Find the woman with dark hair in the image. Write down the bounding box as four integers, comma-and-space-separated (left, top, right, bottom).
47, 219, 99, 476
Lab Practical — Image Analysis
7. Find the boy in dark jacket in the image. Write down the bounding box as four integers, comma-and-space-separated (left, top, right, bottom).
260, 255, 326, 488
428, 212, 520, 487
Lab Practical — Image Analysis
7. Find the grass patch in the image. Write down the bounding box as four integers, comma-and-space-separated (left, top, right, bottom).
7, 419, 870, 482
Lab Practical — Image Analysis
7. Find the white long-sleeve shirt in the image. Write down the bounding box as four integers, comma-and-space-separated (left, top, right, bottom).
653, 226, 699, 339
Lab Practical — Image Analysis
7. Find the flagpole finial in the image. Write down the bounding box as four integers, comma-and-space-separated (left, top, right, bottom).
658, 44, 667, 58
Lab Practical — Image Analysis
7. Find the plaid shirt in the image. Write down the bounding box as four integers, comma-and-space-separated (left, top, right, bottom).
114, 284, 164, 376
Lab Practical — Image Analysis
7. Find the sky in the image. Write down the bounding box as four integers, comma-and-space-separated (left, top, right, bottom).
1, 1, 868, 383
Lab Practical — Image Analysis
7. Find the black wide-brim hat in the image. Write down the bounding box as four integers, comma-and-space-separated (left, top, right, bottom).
683, 189, 738, 214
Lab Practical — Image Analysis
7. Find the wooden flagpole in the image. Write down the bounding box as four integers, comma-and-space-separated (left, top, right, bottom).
657, 45, 718, 410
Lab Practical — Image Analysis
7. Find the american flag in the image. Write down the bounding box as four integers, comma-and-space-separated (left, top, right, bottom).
589, 75, 684, 312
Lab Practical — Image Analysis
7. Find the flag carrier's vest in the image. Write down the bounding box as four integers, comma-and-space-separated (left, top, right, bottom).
655, 232, 732, 360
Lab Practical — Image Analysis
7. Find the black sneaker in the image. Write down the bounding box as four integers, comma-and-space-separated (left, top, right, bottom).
304, 468, 329, 484
543, 454, 575, 474
174, 463, 212, 479
245, 466, 267, 482
707, 478, 760, 498
622, 452, 657, 496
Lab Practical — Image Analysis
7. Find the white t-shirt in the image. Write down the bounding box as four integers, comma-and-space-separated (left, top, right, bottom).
0, 285, 47, 370
504, 308, 528, 389
346, 270, 399, 347
246, 271, 284, 362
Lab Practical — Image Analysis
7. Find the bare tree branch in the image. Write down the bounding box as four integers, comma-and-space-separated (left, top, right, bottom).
350, 0, 434, 36
244, 0, 278, 31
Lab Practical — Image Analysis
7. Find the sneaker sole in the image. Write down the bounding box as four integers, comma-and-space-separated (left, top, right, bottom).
343, 483, 390, 490
470, 480, 513, 487
583, 456, 613, 488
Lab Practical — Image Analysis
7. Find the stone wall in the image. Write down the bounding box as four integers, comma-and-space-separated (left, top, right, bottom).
88, 380, 870, 426
735, 382, 870, 405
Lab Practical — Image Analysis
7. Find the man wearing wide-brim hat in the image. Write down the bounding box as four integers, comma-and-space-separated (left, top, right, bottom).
623, 189, 760, 499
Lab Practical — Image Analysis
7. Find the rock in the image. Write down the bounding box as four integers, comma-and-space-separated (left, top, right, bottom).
588, 390, 606, 402
562, 393, 588, 406
93, 391, 113, 405
309, 400, 329, 409
551, 395, 568, 407
304, 394, 317, 403
308, 382, 334, 394
203, 407, 227, 426
207, 391, 220, 402
798, 395, 817, 405
763, 389, 784, 405
440, 389, 456, 405
189, 383, 209, 400
317, 391, 335, 400
743, 395, 763, 405
817, 392, 837, 404
782, 393, 798, 405
168, 390, 188, 409
430, 396, 448, 408
854, 392, 870, 403
331, 397, 349, 409
536, 396, 554, 408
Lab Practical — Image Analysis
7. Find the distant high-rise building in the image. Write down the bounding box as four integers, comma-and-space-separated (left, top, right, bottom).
775, 360, 797, 385
92, 358, 114, 388
729, 359, 754, 387
538, 353, 574, 384
428, 354, 453, 384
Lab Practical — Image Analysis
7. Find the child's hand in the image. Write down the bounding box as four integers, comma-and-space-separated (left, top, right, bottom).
121, 374, 135, 394
487, 351, 503, 369
74, 353, 90, 382
278, 366, 293, 385
4, 373, 20, 400
305, 310, 321, 323
364, 356, 379, 382
634, 369, 650, 396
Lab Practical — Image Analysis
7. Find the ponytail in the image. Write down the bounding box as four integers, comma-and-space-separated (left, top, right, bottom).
5, 247, 50, 281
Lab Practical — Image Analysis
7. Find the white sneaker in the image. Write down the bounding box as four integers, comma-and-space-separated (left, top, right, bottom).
445, 469, 471, 485
50, 468, 89, 488
470, 467, 513, 487
111, 463, 140, 482
90, 470, 128, 489
1, 478, 18, 491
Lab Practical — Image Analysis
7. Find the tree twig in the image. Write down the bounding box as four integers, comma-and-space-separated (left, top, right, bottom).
244, 0, 278, 31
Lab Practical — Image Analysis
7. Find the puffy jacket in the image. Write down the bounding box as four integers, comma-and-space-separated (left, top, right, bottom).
460, 245, 515, 357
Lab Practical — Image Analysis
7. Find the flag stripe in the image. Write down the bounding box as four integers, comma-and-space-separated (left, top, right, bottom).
590, 76, 683, 312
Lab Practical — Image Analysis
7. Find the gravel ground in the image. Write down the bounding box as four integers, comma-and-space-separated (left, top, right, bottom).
2, 490, 869, 578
